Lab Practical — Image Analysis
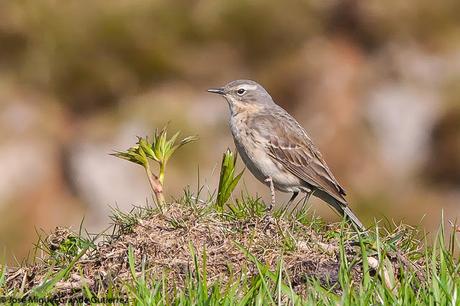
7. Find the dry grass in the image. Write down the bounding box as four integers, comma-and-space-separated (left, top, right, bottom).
3, 200, 383, 299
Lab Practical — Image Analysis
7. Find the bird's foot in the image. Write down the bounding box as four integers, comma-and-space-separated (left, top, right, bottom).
264, 176, 276, 211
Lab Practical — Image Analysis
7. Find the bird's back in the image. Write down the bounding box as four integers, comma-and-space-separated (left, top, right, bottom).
245, 104, 348, 204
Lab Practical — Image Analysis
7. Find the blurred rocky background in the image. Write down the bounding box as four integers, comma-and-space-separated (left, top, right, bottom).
1, 0, 459, 263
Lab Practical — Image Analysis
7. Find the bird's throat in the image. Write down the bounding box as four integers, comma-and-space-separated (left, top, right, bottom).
228, 99, 263, 116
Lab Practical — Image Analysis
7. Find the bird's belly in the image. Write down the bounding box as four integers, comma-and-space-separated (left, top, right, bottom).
232, 132, 301, 193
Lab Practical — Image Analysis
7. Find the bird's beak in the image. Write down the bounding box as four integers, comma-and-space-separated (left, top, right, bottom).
207, 87, 225, 95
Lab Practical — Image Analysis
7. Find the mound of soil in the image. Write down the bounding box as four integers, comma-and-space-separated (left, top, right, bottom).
4, 203, 405, 298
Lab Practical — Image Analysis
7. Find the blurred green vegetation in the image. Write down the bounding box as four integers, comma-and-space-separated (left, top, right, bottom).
1, 0, 459, 114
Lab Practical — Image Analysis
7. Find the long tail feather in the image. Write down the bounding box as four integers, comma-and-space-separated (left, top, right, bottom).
315, 190, 366, 232
341, 205, 366, 232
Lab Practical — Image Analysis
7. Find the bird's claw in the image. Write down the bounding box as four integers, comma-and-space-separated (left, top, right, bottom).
265, 176, 276, 211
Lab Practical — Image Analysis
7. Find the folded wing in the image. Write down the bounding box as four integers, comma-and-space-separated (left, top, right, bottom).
248, 109, 348, 205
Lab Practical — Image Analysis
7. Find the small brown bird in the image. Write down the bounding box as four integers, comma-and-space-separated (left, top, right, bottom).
208, 79, 364, 231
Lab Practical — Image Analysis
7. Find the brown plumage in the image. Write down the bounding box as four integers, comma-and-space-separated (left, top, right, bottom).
208, 80, 365, 231
247, 110, 347, 204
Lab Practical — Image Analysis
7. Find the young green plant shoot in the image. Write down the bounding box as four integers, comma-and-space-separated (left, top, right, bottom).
112, 126, 198, 210
216, 149, 244, 210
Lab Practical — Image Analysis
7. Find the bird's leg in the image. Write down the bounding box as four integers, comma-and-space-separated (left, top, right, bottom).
292, 191, 311, 213
279, 190, 300, 217
264, 176, 276, 211
287, 191, 299, 207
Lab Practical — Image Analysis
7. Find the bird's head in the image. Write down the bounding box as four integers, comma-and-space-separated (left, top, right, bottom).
208, 79, 274, 114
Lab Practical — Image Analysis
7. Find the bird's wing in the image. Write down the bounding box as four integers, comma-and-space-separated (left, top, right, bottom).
248, 109, 347, 204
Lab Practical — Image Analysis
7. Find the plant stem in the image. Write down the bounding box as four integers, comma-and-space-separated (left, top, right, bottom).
144, 162, 165, 212
159, 162, 165, 185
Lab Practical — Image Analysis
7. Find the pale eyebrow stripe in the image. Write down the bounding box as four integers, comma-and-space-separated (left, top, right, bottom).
238, 84, 257, 91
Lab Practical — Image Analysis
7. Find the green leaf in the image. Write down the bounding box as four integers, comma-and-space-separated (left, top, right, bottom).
138, 137, 157, 160
216, 149, 244, 208
111, 150, 145, 166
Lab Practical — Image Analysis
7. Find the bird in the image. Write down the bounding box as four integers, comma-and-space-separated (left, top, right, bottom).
208, 79, 365, 231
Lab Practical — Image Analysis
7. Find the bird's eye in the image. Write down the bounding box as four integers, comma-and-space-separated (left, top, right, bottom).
237, 88, 246, 96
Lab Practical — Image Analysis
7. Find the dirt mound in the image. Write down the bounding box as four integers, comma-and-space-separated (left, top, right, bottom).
4, 203, 408, 298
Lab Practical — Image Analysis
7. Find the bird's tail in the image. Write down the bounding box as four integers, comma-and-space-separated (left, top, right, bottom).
340, 205, 366, 232
315, 190, 366, 232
